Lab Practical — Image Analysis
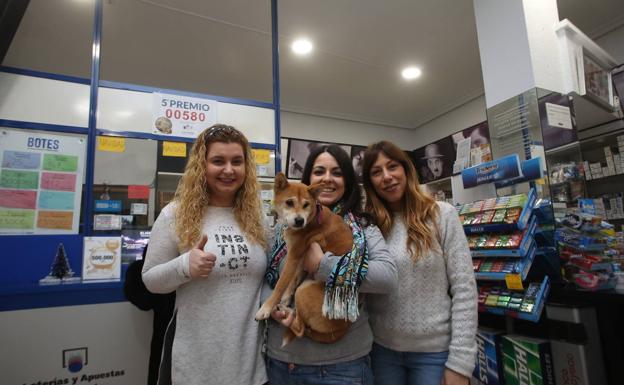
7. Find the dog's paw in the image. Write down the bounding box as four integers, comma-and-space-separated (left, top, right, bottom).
255, 304, 272, 321
276, 303, 293, 313
279, 294, 293, 307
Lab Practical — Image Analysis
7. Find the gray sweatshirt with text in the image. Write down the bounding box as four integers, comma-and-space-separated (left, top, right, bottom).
143, 204, 268, 385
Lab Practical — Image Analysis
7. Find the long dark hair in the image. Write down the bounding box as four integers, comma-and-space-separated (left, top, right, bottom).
362, 141, 439, 260
301, 144, 363, 218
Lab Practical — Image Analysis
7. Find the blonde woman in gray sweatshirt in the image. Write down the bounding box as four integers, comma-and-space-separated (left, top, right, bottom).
142, 125, 268, 385
362, 141, 477, 385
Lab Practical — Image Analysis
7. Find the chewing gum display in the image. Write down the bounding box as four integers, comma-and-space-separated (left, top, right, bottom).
477, 283, 544, 314
485, 236, 498, 248
468, 229, 525, 250
502, 262, 516, 273
506, 193, 528, 208
491, 261, 505, 273
472, 213, 484, 225
509, 233, 523, 248
492, 209, 507, 223
481, 210, 496, 224
458, 193, 529, 223
483, 198, 497, 211
504, 208, 521, 224
495, 197, 509, 209
495, 235, 510, 248
480, 261, 494, 272
485, 295, 499, 306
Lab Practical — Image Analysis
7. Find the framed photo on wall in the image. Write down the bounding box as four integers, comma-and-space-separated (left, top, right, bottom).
350, 145, 367, 182
451, 121, 492, 167
581, 49, 614, 110
413, 137, 456, 184
612, 66, 624, 113
286, 138, 351, 180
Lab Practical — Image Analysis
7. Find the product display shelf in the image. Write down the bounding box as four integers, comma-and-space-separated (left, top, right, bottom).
463, 188, 537, 235
478, 275, 550, 323
555, 227, 610, 252
470, 215, 538, 258
474, 241, 537, 281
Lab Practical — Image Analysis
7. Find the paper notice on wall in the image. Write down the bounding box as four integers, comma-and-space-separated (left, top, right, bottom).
252, 149, 271, 165
97, 136, 126, 152
153, 92, 217, 138
82, 236, 122, 281
162, 141, 187, 157
453, 137, 471, 173
130, 203, 148, 215
128, 185, 150, 199
0, 128, 85, 234
545, 102, 572, 129
93, 214, 122, 230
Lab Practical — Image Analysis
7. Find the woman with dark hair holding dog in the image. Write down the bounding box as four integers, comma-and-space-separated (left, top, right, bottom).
362, 140, 477, 385
142, 124, 268, 385
264, 144, 398, 385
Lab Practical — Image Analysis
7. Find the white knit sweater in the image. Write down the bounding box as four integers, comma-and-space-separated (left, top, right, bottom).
367, 202, 478, 377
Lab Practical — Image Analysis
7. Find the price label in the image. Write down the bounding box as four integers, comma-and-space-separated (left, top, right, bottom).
252, 149, 271, 165
97, 136, 125, 153
163, 141, 187, 157
505, 273, 524, 290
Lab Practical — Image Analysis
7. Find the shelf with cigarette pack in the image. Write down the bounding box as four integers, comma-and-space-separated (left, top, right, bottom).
580, 130, 624, 182
459, 188, 537, 235
477, 276, 550, 323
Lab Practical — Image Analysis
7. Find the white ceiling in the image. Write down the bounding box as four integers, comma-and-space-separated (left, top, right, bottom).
5, 0, 624, 130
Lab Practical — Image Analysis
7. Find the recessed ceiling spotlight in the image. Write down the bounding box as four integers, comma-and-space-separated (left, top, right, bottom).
401, 66, 422, 80
292, 39, 313, 55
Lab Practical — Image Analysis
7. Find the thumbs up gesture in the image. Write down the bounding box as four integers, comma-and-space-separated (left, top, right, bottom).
189, 234, 217, 279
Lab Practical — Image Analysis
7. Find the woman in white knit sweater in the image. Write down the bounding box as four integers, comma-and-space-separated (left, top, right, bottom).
362, 141, 478, 385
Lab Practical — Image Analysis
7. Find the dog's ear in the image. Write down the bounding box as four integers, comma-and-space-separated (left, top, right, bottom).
307, 183, 324, 199
274, 172, 289, 192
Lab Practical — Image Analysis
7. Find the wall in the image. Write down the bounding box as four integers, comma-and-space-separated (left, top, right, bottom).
2, 302, 152, 385
281, 111, 417, 149
410, 96, 487, 148
595, 24, 624, 64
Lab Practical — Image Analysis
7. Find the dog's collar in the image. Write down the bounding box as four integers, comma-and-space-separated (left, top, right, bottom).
316, 202, 323, 225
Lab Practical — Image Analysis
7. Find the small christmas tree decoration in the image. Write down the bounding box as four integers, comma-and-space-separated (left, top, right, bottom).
39, 243, 81, 285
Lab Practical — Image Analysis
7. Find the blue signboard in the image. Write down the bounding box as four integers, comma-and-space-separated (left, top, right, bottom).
494, 157, 544, 188
462, 154, 521, 188
94, 199, 122, 213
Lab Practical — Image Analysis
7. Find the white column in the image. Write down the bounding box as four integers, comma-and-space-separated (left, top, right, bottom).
473, 0, 564, 108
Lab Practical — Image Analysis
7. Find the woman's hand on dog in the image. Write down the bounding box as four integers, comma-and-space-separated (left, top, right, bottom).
271, 307, 295, 327
304, 242, 323, 273
189, 234, 217, 278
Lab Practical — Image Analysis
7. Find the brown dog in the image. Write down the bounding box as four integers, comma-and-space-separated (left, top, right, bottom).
255, 172, 353, 345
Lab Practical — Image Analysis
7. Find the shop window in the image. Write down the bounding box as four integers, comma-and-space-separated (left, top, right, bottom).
100, 1, 273, 102
2, 0, 94, 79
93, 136, 157, 232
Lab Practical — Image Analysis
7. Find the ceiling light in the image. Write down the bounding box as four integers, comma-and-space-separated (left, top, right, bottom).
292, 39, 313, 55
401, 66, 422, 80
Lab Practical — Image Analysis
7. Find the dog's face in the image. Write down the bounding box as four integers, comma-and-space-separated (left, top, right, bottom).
273, 172, 323, 230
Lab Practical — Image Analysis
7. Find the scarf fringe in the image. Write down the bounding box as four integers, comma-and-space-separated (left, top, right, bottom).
322, 286, 360, 322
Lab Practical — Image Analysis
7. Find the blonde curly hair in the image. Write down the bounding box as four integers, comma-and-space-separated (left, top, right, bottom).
173, 124, 267, 250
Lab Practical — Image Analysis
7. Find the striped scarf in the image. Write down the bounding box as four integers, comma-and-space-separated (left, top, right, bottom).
265, 207, 369, 322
